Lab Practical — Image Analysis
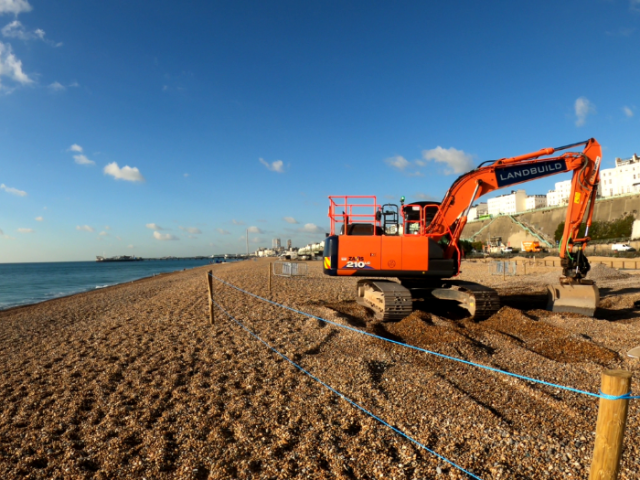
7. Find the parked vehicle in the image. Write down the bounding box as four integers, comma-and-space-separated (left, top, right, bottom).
612, 243, 635, 252
521, 241, 542, 253
502, 247, 513, 253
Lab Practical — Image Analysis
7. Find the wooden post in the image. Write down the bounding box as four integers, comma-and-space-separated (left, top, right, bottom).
207, 270, 214, 324
589, 370, 633, 480
523, 262, 527, 276
268, 263, 272, 293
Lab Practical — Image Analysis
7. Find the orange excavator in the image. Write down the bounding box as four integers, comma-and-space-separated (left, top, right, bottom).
323, 138, 602, 320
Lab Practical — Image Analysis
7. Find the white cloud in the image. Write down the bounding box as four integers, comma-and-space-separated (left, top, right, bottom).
232, 219, 244, 225
17, 227, 33, 233
0, 228, 3, 235
76, 225, 94, 232
0, 41, 32, 88
116, 236, 122, 241
421, 146, 474, 174
623, 106, 634, 118
183, 173, 189, 177
1, 20, 43, 41
1, 19, 60, 47
146, 223, 164, 230
247, 226, 263, 233
631, 0, 640, 11
298, 223, 324, 234
153, 231, 178, 241
48, 81, 64, 91
73, 154, 95, 165
384, 155, 411, 171
104, 225, 111, 230
127, 244, 134, 249
259, 158, 285, 173
0, 1, 32, 16
216, 228, 230, 235
34, 216, 42, 221
283, 216, 298, 224
0, 183, 27, 196
575, 97, 595, 127
68, 144, 82, 152
104, 162, 145, 182
179, 226, 202, 234
251, 236, 263, 244
99, 231, 108, 236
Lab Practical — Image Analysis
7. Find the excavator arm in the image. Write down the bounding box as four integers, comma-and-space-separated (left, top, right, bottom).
426, 138, 602, 278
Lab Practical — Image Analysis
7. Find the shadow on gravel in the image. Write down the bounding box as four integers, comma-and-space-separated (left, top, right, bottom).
599, 287, 640, 296
323, 301, 370, 328
594, 307, 640, 322
499, 292, 547, 311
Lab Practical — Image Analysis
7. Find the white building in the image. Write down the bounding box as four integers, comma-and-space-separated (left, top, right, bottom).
526, 195, 547, 210
468, 202, 488, 221
546, 180, 572, 206
272, 238, 281, 249
487, 190, 527, 216
599, 154, 640, 197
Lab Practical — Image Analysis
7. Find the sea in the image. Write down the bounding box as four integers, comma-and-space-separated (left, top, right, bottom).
0, 259, 225, 310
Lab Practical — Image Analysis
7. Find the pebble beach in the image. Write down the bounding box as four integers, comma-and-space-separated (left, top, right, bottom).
1, 258, 639, 479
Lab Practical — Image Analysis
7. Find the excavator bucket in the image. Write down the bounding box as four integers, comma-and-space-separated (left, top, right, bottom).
546, 281, 599, 316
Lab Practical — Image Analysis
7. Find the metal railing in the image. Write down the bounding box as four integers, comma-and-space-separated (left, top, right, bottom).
272, 261, 308, 277
490, 260, 517, 276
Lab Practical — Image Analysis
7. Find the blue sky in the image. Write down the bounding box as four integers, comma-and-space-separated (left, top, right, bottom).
0, 0, 638, 262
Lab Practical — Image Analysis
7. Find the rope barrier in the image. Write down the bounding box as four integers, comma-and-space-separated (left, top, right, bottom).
209, 273, 639, 401
212, 297, 484, 480
598, 390, 640, 401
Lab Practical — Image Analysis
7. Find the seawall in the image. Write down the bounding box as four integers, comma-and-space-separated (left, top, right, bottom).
462, 192, 640, 251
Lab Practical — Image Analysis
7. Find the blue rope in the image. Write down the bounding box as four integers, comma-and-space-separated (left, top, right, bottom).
598, 390, 640, 401
209, 273, 638, 402
212, 298, 484, 480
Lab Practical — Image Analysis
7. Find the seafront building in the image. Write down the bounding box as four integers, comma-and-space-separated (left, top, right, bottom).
487, 190, 527, 217
526, 195, 547, 210
546, 180, 572, 207
599, 154, 640, 197
468, 203, 488, 221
